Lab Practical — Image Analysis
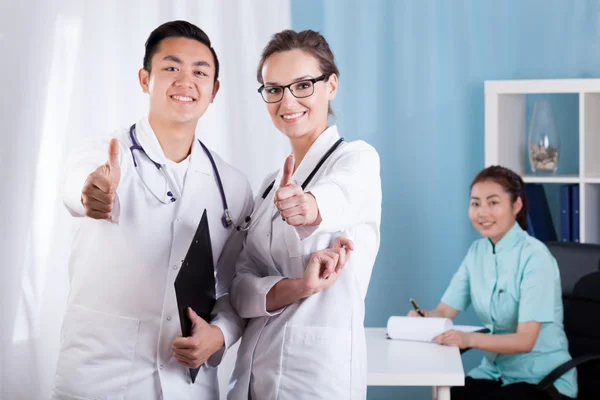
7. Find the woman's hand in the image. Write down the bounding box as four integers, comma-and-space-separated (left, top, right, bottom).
407, 303, 459, 320
275, 155, 321, 227
433, 330, 473, 349
302, 237, 354, 295
408, 310, 431, 317
265, 238, 354, 312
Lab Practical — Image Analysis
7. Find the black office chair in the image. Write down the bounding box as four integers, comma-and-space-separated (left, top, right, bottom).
458, 241, 600, 399
534, 241, 600, 400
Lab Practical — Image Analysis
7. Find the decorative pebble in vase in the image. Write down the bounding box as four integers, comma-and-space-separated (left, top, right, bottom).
528, 100, 560, 175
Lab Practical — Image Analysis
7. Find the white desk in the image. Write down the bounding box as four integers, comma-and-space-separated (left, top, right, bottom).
366, 328, 465, 400
219, 328, 465, 400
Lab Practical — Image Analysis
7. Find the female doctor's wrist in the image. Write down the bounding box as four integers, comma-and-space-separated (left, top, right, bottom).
266, 278, 314, 312
304, 192, 322, 226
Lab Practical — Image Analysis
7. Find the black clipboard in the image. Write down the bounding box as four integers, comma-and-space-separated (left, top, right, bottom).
174, 209, 216, 383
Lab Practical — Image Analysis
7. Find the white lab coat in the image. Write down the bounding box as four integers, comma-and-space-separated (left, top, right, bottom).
52, 117, 253, 400
228, 126, 382, 400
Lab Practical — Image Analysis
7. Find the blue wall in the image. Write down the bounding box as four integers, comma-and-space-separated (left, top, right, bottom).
292, 1, 600, 398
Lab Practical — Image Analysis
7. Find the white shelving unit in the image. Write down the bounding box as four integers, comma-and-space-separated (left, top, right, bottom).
485, 79, 600, 244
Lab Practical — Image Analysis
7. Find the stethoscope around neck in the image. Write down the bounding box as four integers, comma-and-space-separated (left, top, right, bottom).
236, 136, 345, 232
128, 123, 233, 228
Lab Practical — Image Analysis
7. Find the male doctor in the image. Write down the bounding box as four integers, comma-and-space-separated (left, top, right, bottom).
52, 21, 253, 400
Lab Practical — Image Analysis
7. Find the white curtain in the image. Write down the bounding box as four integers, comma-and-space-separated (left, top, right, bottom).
0, 1, 290, 399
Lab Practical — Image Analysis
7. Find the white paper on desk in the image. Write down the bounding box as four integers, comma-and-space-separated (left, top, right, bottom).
386, 316, 484, 342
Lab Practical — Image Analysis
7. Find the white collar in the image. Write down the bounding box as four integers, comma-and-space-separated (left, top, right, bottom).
134, 116, 213, 175
273, 125, 342, 190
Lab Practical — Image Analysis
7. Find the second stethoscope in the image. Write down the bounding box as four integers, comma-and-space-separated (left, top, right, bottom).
236, 136, 345, 232
128, 124, 233, 229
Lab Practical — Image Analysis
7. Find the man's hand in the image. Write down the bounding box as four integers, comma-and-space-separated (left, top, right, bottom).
81, 138, 121, 219
171, 308, 224, 369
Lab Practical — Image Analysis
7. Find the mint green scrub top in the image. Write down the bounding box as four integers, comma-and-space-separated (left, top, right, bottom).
441, 222, 577, 398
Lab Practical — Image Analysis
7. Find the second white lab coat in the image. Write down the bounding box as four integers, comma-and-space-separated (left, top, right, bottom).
52, 117, 253, 400
228, 126, 382, 400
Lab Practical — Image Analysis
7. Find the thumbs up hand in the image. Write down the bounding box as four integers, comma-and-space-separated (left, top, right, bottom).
274, 154, 321, 227
279, 154, 295, 188
81, 138, 121, 220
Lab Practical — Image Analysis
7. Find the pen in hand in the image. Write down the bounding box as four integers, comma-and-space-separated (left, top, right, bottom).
410, 298, 425, 317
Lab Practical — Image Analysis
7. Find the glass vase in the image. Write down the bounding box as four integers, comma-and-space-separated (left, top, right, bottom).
528, 100, 560, 175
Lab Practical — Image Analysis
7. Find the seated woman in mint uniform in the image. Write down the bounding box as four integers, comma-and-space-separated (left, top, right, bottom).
409, 166, 577, 400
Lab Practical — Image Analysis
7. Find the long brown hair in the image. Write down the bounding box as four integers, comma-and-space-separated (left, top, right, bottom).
471, 166, 528, 231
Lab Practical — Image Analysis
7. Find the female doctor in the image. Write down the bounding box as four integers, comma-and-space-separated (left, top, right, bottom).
228, 29, 382, 399
410, 166, 577, 400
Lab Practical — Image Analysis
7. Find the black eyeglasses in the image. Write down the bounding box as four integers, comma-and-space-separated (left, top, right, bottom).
258, 75, 327, 103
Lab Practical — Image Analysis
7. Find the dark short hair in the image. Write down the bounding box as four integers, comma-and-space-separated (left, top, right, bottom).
471, 165, 529, 231
143, 20, 219, 81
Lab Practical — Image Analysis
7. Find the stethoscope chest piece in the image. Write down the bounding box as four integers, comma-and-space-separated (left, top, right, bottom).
128, 123, 232, 228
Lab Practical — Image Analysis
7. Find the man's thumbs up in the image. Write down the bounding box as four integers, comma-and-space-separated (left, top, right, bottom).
105, 138, 121, 190
81, 138, 121, 220
107, 138, 120, 168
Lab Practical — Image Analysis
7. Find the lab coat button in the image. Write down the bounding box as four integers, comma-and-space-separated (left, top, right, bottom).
159, 365, 164, 370
173, 265, 178, 270
176, 217, 182, 222
166, 316, 171, 321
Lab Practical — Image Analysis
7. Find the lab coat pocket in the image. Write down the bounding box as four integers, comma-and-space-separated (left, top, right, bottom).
277, 325, 351, 400
53, 305, 140, 400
